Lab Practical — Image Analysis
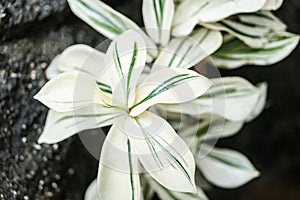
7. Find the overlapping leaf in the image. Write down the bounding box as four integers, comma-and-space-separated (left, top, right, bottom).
34, 72, 111, 112
120, 111, 197, 193
145, 175, 208, 200
160, 77, 262, 121
130, 68, 212, 116
179, 114, 243, 141
142, 0, 174, 45
172, 0, 267, 36
154, 28, 222, 70
201, 11, 286, 48
38, 106, 122, 144
104, 30, 147, 107
212, 33, 299, 68
45, 45, 113, 95
67, 0, 157, 61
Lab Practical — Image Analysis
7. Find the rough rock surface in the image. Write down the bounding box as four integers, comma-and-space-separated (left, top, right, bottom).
0, 12, 103, 200
0, 0, 67, 29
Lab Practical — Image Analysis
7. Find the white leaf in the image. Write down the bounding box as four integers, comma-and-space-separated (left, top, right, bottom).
262, 0, 283, 10
196, 145, 260, 188
130, 68, 212, 117
145, 175, 208, 200
201, 11, 286, 48
172, 0, 208, 36
245, 82, 268, 122
160, 77, 262, 121
168, 113, 243, 154
138, 65, 151, 86
120, 111, 197, 193
45, 55, 62, 79
34, 72, 110, 112
67, 0, 137, 38
154, 28, 222, 70
143, 0, 174, 45
98, 124, 141, 200
54, 44, 105, 76
38, 106, 121, 144
56, 44, 105, 74
84, 179, 99, 200
172, 0, 267, 36
104, 30, 147, 108
197, 0, 267, 22
238, 11, 286, 31
98, 161, 140, 200
67, 0, 157, 62
45, 44, 113, 95
212, 32, 299, 68
179, 114, 243, 141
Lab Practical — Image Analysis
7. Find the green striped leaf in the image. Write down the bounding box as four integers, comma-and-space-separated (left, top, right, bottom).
160, 77, 263, 121
68, 0, 137, 38
38, 106, 122, 144
34, 72, 112, 112
45, 44, 112, 95
172, 0, 266, 36
163, 111, 192, 131
154, 28, 222, 70
262, 0, 283, 10
196, 144, 260, 188
145, 175, 208, 200
130, 68, 212, 117
104, 30, 147, 108
179, 114, 243, 141
201, 11, 287, 48
67, 0, 157, 62
122, 111, 197, 193
143, 0, 174, 45
155, 111, 243, 154
98, 124, 141, 200
212, 32, 299, 68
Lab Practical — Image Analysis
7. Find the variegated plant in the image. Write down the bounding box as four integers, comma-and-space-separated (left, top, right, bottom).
64, 0, 298, 70
140, 77, 267, 200
42, 42, 267, 200
35, 0, 299, 200
35, 30, 215, 199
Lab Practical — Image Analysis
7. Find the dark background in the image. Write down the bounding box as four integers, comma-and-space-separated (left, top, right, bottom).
0, 0, 299, 199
